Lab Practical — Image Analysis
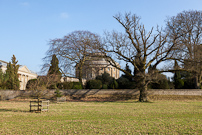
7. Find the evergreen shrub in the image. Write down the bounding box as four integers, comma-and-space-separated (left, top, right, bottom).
57, 82, 73, 89
72, 82, 82, 89
86, 79, 102, 89
102, 84, 108, 89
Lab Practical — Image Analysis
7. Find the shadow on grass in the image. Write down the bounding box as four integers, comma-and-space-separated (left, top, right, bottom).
66, 94, 154, 103
0, 108, 29, 113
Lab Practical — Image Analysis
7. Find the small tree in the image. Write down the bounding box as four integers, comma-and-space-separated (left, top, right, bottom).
26, 75, 60, 98
54, 89, 62, 97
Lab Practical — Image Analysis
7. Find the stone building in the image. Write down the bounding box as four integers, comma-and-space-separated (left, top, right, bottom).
75, 53, 120, 80
60, 76, 86, 85
0, 60, 38, 90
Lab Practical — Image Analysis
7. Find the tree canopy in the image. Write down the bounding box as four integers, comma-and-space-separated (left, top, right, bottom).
45, 31, 101, 86
97, 13, 182, 101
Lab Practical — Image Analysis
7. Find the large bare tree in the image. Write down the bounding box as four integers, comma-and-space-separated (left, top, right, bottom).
166, 10, 202, 88
98, 13, 181, 102
45, 31, 101, 86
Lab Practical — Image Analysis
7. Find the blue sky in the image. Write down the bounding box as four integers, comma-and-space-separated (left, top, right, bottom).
0, 0, 202, 75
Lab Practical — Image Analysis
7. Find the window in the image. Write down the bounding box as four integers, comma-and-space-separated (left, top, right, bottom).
108, 68, 110, 71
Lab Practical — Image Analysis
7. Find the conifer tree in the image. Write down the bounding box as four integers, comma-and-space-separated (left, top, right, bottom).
122, 64, 132, 81
6, 62, 14, 89
173, 60, 184, 89
0, 68, 10, 89
12, 55, 20, 90
5, 55, 20, 90
48, 54, 61, 76
47, 54, 62, 89
0, 69, 3, 89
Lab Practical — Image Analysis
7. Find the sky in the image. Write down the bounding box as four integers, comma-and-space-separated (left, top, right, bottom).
1, 0, 202, 75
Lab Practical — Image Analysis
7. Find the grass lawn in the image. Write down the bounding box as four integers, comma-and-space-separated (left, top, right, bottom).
0, 99, 202, 134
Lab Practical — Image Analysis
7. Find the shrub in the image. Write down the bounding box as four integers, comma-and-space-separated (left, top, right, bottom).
175, 79, 184, 89
96, 72, 113, 86
48, 84, 57, 89
72, 82, 82, 89
102, 84, 108, 89
109, 79, 118, 89
86, 79, 102, 89
148, 79, 170, 89
57, 82, 73, 89
26, 79, 37, 90
54, 89, 62, 97
117, 77, 135, 89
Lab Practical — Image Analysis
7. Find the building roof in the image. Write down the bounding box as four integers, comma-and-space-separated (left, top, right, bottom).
0, 60, 8, 67
0, 59, 37, 75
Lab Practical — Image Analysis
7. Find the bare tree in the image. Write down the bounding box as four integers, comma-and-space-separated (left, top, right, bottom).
26, 74, 59, 98
98, 13, 181, 102
166, 10, 202, 88
45, 31, 101, 86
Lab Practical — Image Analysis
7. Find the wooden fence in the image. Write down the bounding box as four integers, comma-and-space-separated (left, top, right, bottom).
57, 97, 66, 103
30, 99, 49, 112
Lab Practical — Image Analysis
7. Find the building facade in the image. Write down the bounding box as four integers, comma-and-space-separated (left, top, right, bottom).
75, 53, 120, 80
0, 60, 38, 90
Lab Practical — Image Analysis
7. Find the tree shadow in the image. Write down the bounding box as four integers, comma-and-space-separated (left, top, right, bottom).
0, 108, 29, 113
63, 89, 154, 103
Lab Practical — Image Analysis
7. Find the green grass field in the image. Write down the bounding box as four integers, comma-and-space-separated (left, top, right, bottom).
0, 99, 202, 134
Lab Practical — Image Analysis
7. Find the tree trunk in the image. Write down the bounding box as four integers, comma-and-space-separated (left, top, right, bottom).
139, 85, 148, 102
194, 74, 201, 89
139, 79, 148, 102
194, 75, 200, 89
78, 66, 83, 88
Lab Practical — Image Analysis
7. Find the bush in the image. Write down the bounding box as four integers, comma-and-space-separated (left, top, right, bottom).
72, 82, 82, 89
102, 84, 108, 89
96, 72, 113, 86
149, 79, 170, 89
48, 84, 57, 89
117, 77, 136, 89
175, 79, 184, 89
109, 79, 118, 89
57, 82, 73, 89
26, 79, 37, 90
86, 79, 102, 89
57, 82, 82, 89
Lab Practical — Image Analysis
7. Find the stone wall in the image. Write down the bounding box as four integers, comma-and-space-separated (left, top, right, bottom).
0, 89, 202, 100
149, 89, 202, 96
